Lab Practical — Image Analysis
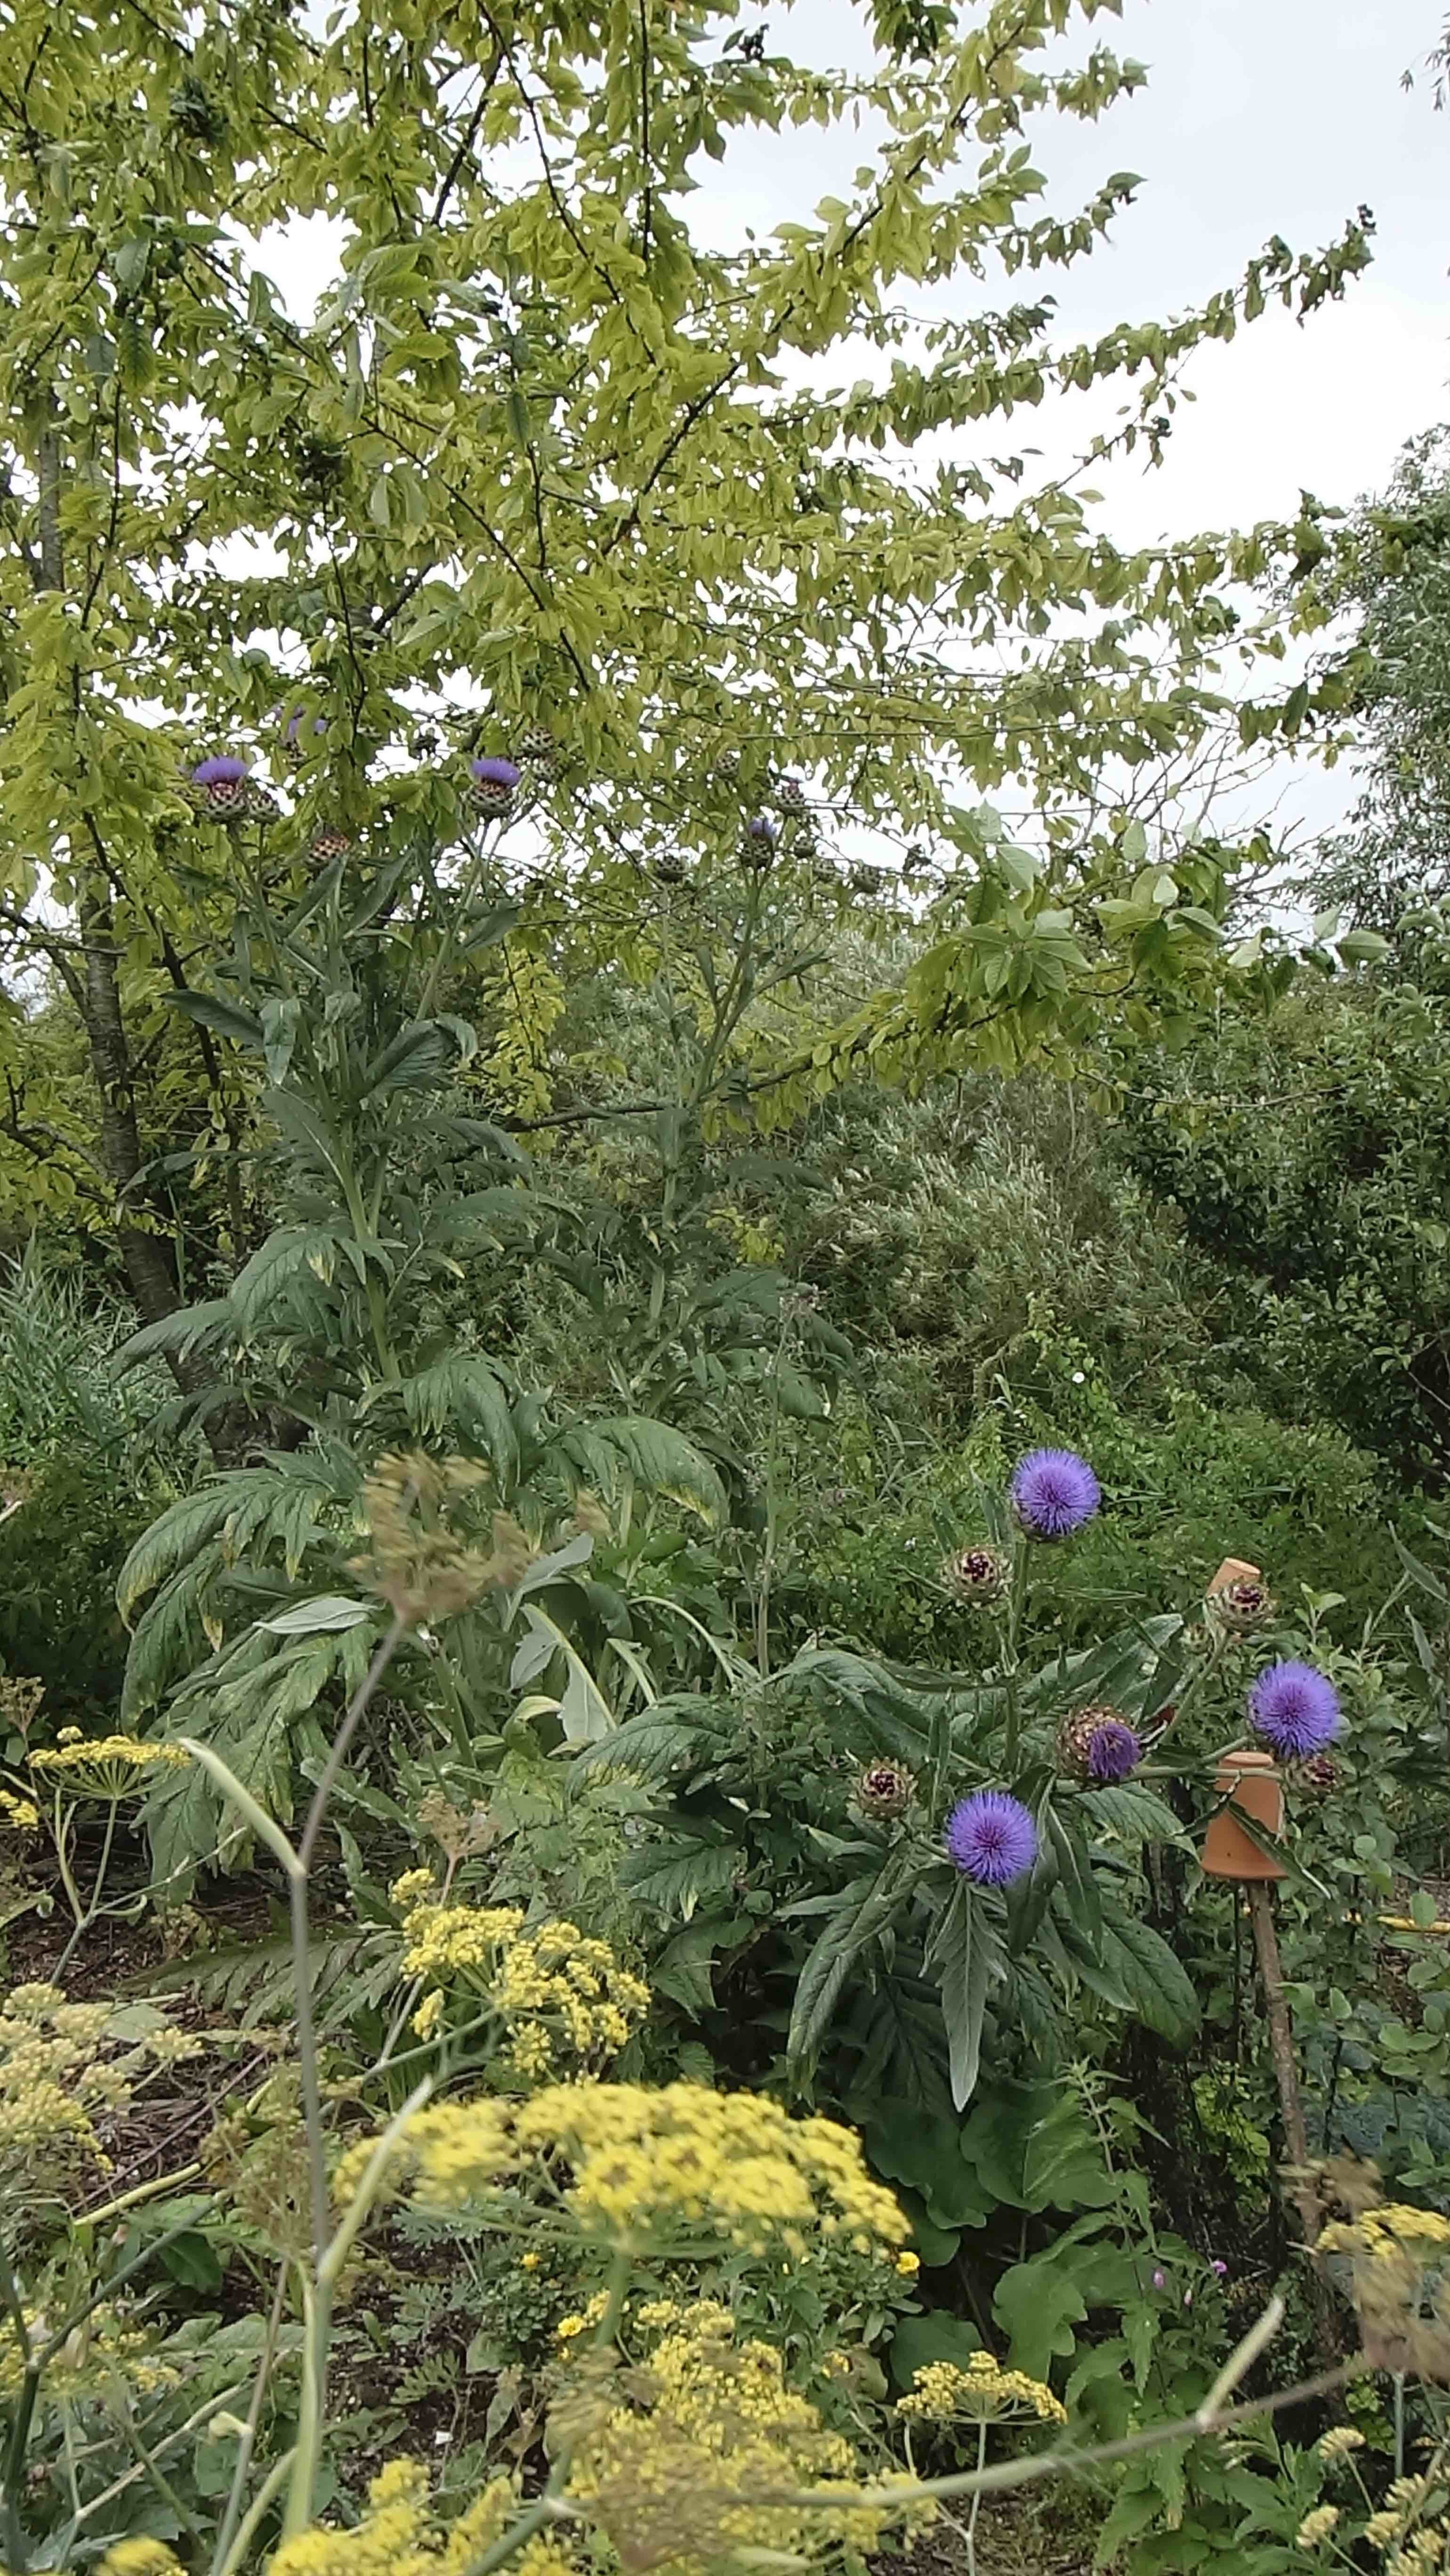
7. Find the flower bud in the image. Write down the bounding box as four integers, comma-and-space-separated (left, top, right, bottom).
1056, 1704, 1143, 1784
1208, 1576, 1276, 1635
942, 1543, 1009, 1605
853, 1761, 916, 1822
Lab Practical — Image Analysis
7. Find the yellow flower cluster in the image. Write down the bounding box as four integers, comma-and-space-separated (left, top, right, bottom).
1387, 2535, 1447, 2576
1296, 2505, 1340, 2549
29, 1735, 190, 1800
0, 1792, 36, 1831
0, 2302, 180, 2405
567, 2304, 892, 2576
1317, 2203, 1450, 2379
103, 2462, 574, 2576
343, 2080, 909, 2261
898, 2351, 1067, 2428
396, 1892, 649, 2077
1317, 2424, 1367, 2461
556, 2291, 612, 2342
0, 1983, 198, 2188
1319, 2207, 1450, 2257
490, 1924, 651, 2081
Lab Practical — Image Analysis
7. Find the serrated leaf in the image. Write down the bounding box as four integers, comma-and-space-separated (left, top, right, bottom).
619, 1835, 737, 1921
258, 1596, 374, 1636
590, 1417, 726, 1524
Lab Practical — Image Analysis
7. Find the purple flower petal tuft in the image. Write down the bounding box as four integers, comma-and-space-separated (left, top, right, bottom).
1248, 1660, 1342, 1758
191, 755, 249, 786
470, 755, 521, 789
944, 1790, 1037, 1887
1009, 1447, 1100, 1540
1085, 1718, 1142, 1784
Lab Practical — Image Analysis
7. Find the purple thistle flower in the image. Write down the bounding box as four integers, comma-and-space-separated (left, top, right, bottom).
1009, 1447, 1101, 1540
191, 756, 249, 787
746, 813, 778, 844
470, 755, 521, 789
1085, 1717, 1143, 1784
945, 1790, 1037, 1888
1248, 1660, 1342, 1759
284, 709, 327, 745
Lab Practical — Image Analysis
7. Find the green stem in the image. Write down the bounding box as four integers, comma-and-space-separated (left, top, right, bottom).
1001, 1546, 1030, 1773
51, 1797, 120, 1980
209, 2263, 287, 2576
965, 2420, 986, 2576
217, 2447, 297, 2576
0, 2244, 35, 2575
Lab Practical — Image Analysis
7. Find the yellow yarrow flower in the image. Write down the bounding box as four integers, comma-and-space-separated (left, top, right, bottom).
895, 2250, 920, 2277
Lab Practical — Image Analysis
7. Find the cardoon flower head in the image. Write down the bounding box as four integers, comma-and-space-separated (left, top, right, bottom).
1248, 1660, 1342, 1759
282, 708, 328, 765
945, 1790, 1037, 1888
1009, 1448, 1100, 1541
741, 813, 778, 868
189, 755, 250, 814
468, 755, 522, 815
1058, 1706, 1142, 1784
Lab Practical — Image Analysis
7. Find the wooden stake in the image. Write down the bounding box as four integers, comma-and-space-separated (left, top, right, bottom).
1245, 1881, 1337, 2353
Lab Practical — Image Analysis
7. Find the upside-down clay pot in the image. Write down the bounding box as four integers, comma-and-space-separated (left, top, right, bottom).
1208, 1555, 1262, 1597
1201, 1748, 1287, 1881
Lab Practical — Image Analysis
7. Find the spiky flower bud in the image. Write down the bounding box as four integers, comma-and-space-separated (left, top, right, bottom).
469, 755, 521, 815
1057, 1704, 1143, 1784
189, 755, 250, 815
310, 826, 353, 862
740, 813, 778, 869
712, 748, 741, 781
776, 774, 808, 814
942, 1543, 1009, 1605
853, 1761, 916, 1822
654, 851, 689, 885
1295, 1753, 1339, 1798
281, 708, 327, 770
1208, 1577, 1276, 1635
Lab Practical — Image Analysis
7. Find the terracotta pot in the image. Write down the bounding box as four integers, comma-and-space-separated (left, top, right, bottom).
1208, 1555, 1261, 1597
1201, 1748, 1287, 1881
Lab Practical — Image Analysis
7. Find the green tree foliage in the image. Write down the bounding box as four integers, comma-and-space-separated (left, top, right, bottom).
0, 0, 1374, 1334
1301, 426, 1450, 923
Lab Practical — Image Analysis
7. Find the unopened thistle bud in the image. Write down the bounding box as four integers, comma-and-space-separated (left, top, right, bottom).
1208, 1576, 1276, 1635
775, 774, 808, 813
942, 1543, 1009, 1605
310, 825, 353, 862
853, 1761, 916, 1821
654, 850, 689, 885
